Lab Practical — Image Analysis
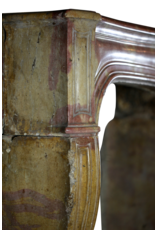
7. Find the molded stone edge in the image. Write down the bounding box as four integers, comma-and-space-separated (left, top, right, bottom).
65, 9, 101, 21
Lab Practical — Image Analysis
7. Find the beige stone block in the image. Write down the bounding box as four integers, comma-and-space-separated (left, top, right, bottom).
3, 17, 68, 135
2, 136, 70, 229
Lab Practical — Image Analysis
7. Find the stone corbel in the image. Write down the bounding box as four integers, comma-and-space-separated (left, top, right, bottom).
64, 9, 155, 230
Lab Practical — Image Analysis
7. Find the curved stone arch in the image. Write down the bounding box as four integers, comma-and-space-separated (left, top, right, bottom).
94, 62, 155, 124
94, 17, 155, 124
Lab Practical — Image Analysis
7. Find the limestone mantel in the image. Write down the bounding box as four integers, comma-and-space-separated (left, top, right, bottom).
2, 9, 155, 229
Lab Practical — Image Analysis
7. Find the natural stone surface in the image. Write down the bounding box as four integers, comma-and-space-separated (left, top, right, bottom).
3, 17, 68, 135
2, 136, 70, 230
2, 10, 155, 230
65, 9, 101, 20
66, 16, 99, 132
67, 136, 100, 230
2, 10, 102, 230
101, 86, 155, 230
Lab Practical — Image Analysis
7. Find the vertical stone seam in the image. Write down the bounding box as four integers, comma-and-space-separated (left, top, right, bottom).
91, 135, 100, 229
75, 144, 81, 229
81, 144, 91, 229
2, 25, 6, 134
66, 138, 76, 224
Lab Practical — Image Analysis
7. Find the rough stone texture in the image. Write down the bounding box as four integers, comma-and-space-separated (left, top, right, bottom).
3, 15, 67, 135
2, 136, 70, 230
2, 10, 102, 230
101, 85, 155, 230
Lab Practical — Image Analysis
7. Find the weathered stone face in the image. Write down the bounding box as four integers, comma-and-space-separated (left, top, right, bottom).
101, 86, 155, 230
3, 15, 68, 135
2, 136, 70, 229
2, 10, 102, 230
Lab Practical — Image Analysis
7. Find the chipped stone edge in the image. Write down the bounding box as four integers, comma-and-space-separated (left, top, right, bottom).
66, 147, 76, 223
2, 135, 13, 143
65, 9, 101, 21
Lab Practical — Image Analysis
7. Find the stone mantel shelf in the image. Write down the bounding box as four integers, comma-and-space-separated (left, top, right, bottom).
2, 9, 155, 230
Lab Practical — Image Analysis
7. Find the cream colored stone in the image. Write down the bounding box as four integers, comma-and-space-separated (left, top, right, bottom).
65, 9, 101, 21
2, 136, 70, 230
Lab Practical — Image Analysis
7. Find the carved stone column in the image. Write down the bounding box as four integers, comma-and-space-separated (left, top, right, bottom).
65, 10, 101, 229
66, 135, 100, 229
